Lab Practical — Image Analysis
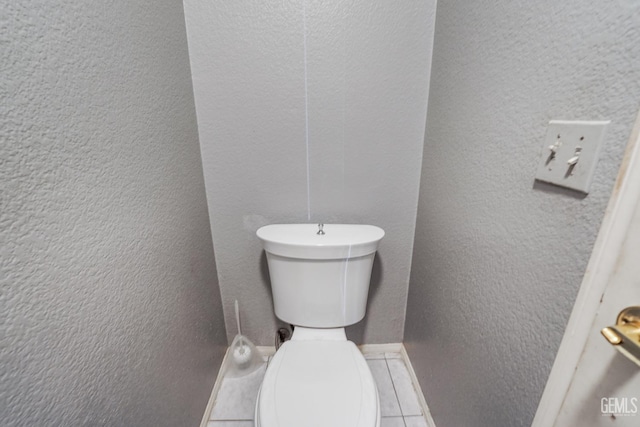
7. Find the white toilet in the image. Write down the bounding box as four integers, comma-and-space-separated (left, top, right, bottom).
255, 223, 385, 427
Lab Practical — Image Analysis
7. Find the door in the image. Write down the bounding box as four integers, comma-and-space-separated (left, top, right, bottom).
533, 110, 640, 427
554, 196, 640, 425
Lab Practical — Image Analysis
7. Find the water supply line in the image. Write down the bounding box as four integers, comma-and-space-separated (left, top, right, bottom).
275, 327, 291, 350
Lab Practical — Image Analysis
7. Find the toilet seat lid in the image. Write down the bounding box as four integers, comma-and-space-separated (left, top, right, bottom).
258, 340, 378, 427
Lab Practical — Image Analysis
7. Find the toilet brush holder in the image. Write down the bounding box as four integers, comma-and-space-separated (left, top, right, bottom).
226, 300, 263, 378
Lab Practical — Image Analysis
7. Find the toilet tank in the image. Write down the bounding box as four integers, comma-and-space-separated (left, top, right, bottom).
256, 224, 384, 328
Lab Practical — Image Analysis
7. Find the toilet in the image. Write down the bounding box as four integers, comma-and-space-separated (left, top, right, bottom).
255, 223, 385, 427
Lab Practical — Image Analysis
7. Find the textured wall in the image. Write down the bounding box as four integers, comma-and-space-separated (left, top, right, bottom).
183, 0, 436, 345
1, 2, 227, 426
405, 1, 640, 427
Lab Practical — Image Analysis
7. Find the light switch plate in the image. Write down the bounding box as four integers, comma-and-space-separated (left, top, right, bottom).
535, 120, 610, 194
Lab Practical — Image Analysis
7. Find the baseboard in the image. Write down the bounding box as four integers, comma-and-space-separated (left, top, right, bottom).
199, 346, 231, 427
358, 342, 403, 354
400, 344, 437, 427
256, 345, 276, 358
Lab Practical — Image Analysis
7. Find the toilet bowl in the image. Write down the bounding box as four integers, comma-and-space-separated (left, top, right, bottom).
255, 224, 384, 427
255, 327, 379, 427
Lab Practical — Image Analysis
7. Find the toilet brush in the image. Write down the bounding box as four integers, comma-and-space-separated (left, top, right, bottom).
226, 300, 262, 378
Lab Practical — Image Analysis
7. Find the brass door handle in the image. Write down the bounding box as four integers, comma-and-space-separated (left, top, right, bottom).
601, 306, 640, 367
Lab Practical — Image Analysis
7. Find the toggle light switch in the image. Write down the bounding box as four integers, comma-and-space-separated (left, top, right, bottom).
535, 120, 609, 193
567, 148, 581, 167
548, 140, 561, 160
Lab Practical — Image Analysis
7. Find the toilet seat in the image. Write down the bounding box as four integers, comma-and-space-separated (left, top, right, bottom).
255, 340, 379, 427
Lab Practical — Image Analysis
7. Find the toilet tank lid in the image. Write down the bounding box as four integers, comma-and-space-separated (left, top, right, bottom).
256, 224, 385, 259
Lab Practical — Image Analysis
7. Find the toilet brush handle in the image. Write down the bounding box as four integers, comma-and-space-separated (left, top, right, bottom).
235, 300, 242, 336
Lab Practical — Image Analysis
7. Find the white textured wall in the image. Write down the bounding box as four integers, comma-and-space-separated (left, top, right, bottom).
1, 2, 227, 426
183, 0, 436, 344
405, 1, 640, 426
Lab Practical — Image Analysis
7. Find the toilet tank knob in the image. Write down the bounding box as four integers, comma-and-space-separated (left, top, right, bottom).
317, 223, 325, 235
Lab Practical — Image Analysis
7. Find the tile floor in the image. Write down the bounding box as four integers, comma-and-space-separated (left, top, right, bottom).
207, 350, 429, 427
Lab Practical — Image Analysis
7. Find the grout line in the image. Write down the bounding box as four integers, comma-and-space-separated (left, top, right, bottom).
379, 416, 408, 427
384, 357, 404, 417
387, 356, 423, 417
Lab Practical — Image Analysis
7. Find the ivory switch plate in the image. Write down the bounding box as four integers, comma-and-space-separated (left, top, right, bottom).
535, 120, 609, 194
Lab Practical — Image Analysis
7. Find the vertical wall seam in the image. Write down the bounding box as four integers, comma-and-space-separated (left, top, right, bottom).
401, 2, 439, 342
302, 0, 311, 221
